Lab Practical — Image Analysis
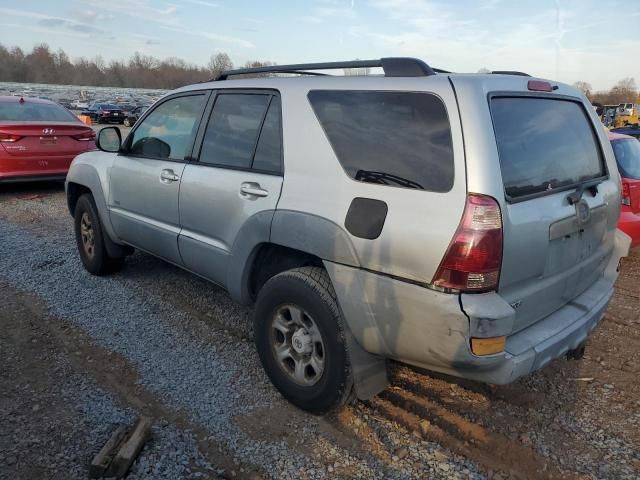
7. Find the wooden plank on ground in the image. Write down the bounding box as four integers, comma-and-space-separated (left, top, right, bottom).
89, 426, 128, 479
107, 416, 153, 478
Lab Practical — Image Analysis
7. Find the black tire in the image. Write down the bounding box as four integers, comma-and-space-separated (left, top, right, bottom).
74, 194, 124, 275
254, 267, 353, 414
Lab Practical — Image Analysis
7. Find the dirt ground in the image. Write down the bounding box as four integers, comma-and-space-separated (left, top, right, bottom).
0, 182, 639, 480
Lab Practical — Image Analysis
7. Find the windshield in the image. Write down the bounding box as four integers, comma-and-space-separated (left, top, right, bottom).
0, 102, 79, 122
491, 97, 605, 199
612, 139, 640, 179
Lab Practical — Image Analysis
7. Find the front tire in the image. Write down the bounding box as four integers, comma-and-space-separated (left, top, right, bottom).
74, 194, 124, 275
254, 267, 353, 414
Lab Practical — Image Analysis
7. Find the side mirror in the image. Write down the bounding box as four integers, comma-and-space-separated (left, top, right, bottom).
96, 127, 122, 153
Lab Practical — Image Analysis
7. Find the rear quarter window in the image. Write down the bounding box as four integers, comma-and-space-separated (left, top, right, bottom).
491, 97, 605, 199
308, 90, 454, 192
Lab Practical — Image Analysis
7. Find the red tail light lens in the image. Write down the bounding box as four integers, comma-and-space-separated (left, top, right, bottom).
0, 132, 23, 142
622, 181, 631, 206
72, 130, 96, 142
432, 194, 503, 292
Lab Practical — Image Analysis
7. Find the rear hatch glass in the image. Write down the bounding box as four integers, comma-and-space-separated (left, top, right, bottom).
491, 97, 606, 201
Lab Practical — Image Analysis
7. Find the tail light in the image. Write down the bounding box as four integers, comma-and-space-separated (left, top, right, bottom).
0, 132, 23, 142
528, 80, 553, 92
432, 194, 503, 292
621, 181, 631, 206
72, 130, 96, 142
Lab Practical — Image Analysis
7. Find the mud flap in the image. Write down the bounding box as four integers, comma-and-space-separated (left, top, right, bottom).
344, 324, 389, 400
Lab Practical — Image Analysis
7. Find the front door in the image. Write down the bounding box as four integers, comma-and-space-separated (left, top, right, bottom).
109, 92, 209, 264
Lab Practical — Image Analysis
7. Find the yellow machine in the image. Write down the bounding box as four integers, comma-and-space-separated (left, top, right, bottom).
614, 96, 640, 128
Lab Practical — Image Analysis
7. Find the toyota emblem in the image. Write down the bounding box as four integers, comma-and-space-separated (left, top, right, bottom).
42, 128, 55, 135
575, 199, 591, 224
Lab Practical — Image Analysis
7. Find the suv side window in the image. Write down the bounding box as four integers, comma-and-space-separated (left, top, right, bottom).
308, 90, 454, 192
252, 97, 282, 173
199, 93, 282, 173
128, 94, 206, 161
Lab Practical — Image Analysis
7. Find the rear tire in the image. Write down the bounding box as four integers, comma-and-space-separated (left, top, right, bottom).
74, 194, 124, 276
254, 267, 353, 414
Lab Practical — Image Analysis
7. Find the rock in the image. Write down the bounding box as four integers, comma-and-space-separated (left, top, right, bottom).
519, 433, 531, 445
395, 447, 409, 460
432, 451, 447, 462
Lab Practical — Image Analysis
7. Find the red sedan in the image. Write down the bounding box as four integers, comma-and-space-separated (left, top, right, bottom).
0, 96, 96, 183
609, 132, 640, 248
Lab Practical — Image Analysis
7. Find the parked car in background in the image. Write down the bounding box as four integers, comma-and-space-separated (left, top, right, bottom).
123, 105, 149, 127
70, 99, 89, 110
0, 96, 96, 182
66, 58, 630, 413
609, 132, 640, 247
81, 103, 125, 124
611, 125, 640, 140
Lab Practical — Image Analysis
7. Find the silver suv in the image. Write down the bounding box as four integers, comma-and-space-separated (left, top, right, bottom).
66, 58, 631, 413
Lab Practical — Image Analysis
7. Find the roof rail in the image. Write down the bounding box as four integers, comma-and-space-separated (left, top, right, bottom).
215, 57, 438, 80
491, 70, 531, 77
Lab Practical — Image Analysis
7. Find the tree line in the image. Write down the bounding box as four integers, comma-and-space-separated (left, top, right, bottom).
2, 43, 638, 97
0, 43, 273, 89
573, 78, 638, 105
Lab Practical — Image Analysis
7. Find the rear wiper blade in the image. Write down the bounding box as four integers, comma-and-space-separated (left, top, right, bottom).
354, 170, 423, 190
566, 177, 606, 205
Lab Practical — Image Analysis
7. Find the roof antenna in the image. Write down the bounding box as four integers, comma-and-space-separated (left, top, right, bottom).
19, 97, 25, 104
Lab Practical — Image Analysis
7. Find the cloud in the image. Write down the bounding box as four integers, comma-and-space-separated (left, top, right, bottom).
70, 0, 180, 27
181, 0, 218, 7
160, 25, 255, 48
0, 7, 106, 36
299, 15, 323, 24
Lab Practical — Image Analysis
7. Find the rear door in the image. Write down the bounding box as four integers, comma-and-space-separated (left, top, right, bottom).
109, 91, 209, 264
178, 90, 283, 287
490, 95, 617, 333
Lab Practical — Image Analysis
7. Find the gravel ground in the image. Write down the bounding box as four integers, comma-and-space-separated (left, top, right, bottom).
1, 183, 639, 480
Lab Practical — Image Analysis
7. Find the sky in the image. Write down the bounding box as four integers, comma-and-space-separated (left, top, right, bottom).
0, 0, 638, 90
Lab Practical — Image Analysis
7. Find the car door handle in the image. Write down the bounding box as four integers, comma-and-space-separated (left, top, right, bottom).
160, 169, 180, 183
240, 182, 268, 198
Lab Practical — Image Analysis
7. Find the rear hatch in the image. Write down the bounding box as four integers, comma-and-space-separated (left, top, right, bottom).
0, 122, 94, 157
612, 138, 640, 214
489, 94, 618, 334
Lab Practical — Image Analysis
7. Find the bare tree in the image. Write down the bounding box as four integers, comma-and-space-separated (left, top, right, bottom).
208, 52, 233, 79
573, 81, 592, 98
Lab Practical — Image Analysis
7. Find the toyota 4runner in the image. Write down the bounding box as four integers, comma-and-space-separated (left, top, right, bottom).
66, 58, 631, 413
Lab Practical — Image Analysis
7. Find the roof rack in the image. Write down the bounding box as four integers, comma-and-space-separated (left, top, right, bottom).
215, 57, 441, 80
491, 70, 531, 77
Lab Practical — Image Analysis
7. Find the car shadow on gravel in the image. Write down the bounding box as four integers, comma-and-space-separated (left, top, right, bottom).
0, 180, 65, 197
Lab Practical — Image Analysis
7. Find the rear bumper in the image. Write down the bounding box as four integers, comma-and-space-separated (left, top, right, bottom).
325, 229, 631, 385
462, 276, 613, 384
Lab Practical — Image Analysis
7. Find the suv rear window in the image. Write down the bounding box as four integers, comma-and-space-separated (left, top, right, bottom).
491, 97, 605, 199
612, 138, 640, 180
308, 90, 454, 192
